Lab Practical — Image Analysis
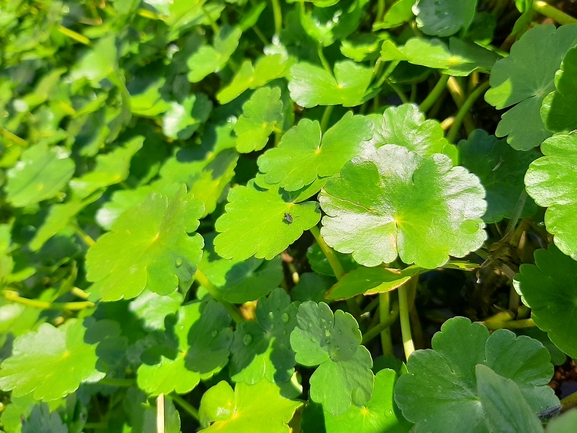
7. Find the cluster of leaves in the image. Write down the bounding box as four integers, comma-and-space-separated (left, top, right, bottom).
0, 0, 577, 432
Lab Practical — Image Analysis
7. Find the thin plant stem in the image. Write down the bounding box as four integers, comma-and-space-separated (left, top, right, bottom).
1, 128, 27, 146
99, 377, 135, 387
170, 394, 200, 421
71, 287, 90, 300
271, 0, 283, 36
362, 299, 399, 344
320, 105, 334, 133
447, 80, 491, 143
561, 392, 577, 412
157, 394, 165, 433
201, 5, 220, 33
420, 74, 449, 113
70, 222, 96, 247
482, 318, 536, 330
376, 0, 386, 23
446, 76, 475, 133
309, 226, 344, 278
378, 293, 394, 355
317, 44, 332, 74
533, 0, 577, 24
375, 61, 399, 88
137, 8, 164, 20
309, 226, 361, 319
398, 281, 415, 360
362, 296, 380, 314
387, 80, 409, 104
84, 423, 109, 430
194, 270, 244, 323
3, 290, 95, 311
58, 25, 91, 45
252, 25, 269, 46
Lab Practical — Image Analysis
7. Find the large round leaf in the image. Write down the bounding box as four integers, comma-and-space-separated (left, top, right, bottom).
86, 186, 204, 301
395, 317, 558, 433
319, 145, 486, 269
524, 133, 577, 259
514, 245, 577, 359
0, 320, 104, 402
485, 24, 577, 150
413, 0, 476, 37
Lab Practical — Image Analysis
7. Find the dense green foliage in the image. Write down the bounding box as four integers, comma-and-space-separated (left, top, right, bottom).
1, 0, 577, 431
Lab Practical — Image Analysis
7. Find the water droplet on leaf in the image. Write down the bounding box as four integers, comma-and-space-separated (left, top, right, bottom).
281, 312, 290, 323
175, 257, 183, 267
211, 330, 218, 337
243, 334, 253, 345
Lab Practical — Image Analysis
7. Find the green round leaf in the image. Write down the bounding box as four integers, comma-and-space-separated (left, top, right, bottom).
288, 61, 373, 108
199, 379, 301, 433
458, 130, 539, 223
86, 186, 204, 301
524, 133, 577, 259
162, 93, 213, 140
395, 317, 558, 433
319, 145, 486, 269
229, 288, 299, 384
22, 404, 67, 433
258, 112, 374, 193
302, 369, 412, 433
0, 320, 104, 402
128, 288, 184, 331
234, 87, 283, 153
214, 181, 321, 261
5, 144, 75, 208
413, 0, 477, 37
485, 24, 577, 150
290, 302, 374, 415
541, 47, 577, 133
547, 409, 577, 433
514, 245, 577, 359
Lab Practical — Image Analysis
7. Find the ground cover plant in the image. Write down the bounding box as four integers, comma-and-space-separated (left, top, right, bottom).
1, 0, 577, 431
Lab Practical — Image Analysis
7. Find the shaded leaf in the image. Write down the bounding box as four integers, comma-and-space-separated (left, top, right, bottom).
413, 0, 477, 37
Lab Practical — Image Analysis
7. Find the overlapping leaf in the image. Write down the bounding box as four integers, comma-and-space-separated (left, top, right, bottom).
86, 186, 204, 301
5, 144, 75, 208
258, 112, 374, 193
413, 0, 477, 37
319, 145, 487, 268
485, 24, 577, 150
162, 93, 212, 140
234, 87, 283, 153
229, 288, 299, 384
395, 317, 558, 433
290, 302, 374, 415
524, 133, 577, 259
514, 245, 577, 359
288, 61, 373, 107
214, 181, 321, 261
0, 320, 104, 402
458, 130, 539, 223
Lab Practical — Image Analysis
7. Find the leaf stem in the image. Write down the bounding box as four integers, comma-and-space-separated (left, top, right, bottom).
157, 394, 165, 433
201, 5, 220, 33
398, 280, 415, 360
71, 287, 90, 299
387, 80, 409, 104
378, 293, 394, 354
320, 105, 334, 133
70, 222, 96, 247
57, 25, 91, 45
375, 60, 399, 88
420, 74, 449, 113
481, 318, 536, 330
170, 393, 200, 421
194, 269, 244, 323
561, 392, 577, 412
362, 299, 399, 345
317, 44, 332, 74
376, 0, 386, 24
99, 377, 136, 387
1, 128, 27, 146
3, 290, 95, 310
533, 0, 577, 24
271, 0, 283, 36
446, 80, 490, 143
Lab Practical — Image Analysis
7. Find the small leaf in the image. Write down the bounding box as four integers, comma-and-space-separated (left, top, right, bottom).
458, 130, 539, 223
374, 0, 416, 30
394, 317, 558, 433
514, 244, 577, 359
485, 24, 577, 150
128, 288, 184, 331
0, 320, 104, 402
22, 404, 67, 433
187, 26, 242, 82
199, 379, 301, 432
288, 61, 373, 108
5, 144, 75, 208
302, 369, 412, 433
162, 93, 213, 140
290, 302, 374, 415
413, 0, 477, 37
86, 186, 204, 301
234, 87, 283, 153
524, 133, 577, 259
476, 365, 544, 433
214, 181, 321, 261
319, 145, 486, 269
541, 46, 577, 133
229, 288, 299, 384
327, 265, 424, 300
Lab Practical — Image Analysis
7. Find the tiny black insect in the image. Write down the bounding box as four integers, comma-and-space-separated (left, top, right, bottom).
283, 213, 294, 224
